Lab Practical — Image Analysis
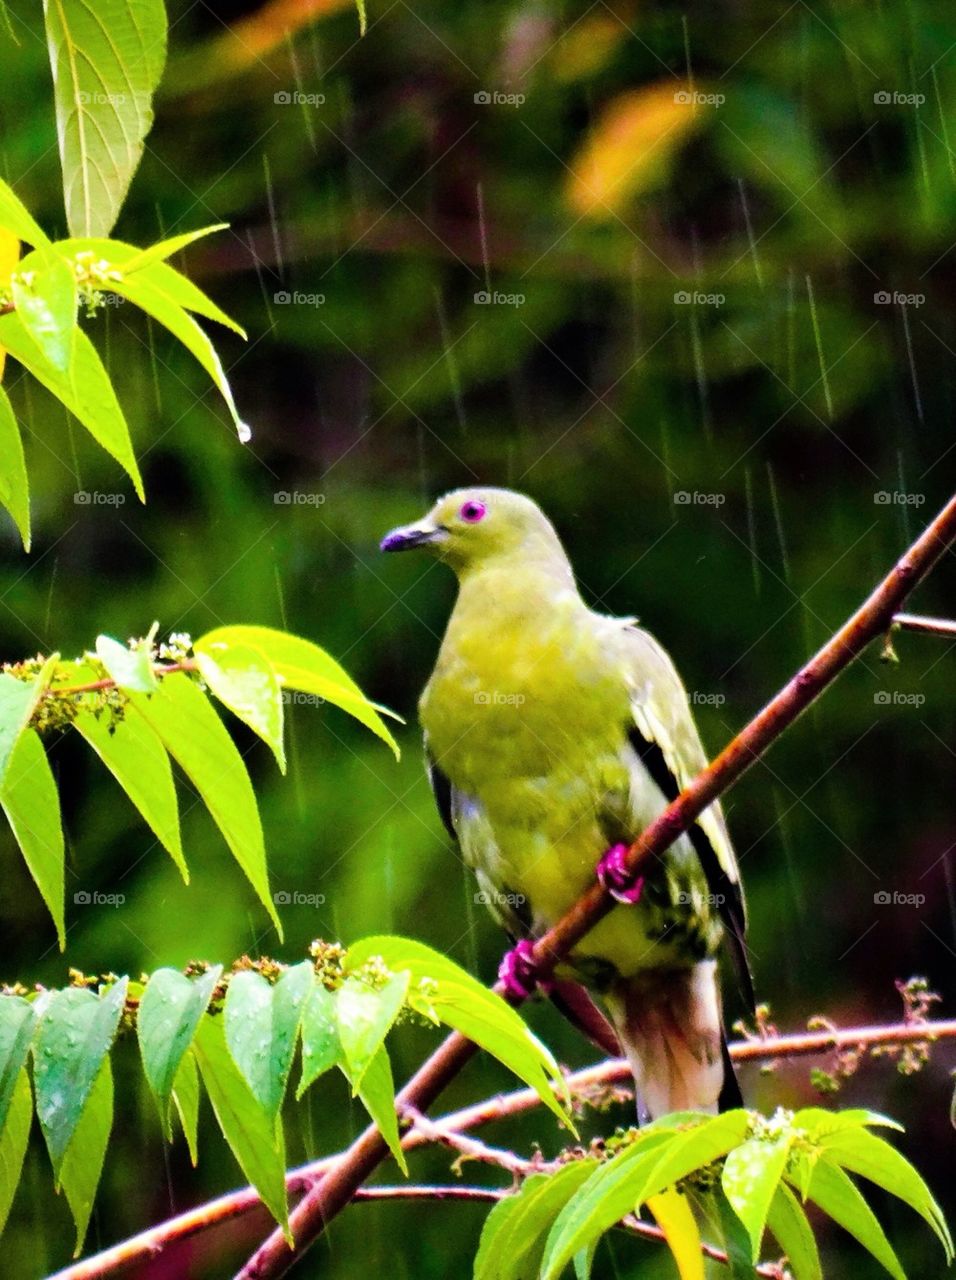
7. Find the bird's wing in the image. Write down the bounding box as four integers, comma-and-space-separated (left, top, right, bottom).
621, 625, 754, 1012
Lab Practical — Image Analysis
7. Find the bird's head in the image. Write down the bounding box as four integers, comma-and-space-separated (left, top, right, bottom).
380, 487, 569, 577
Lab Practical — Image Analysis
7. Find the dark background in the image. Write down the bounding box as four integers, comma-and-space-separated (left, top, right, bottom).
1, 0, 954, 1275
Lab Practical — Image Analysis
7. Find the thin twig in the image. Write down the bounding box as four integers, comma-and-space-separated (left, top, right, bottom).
235, 495, 956, 1279
892, 612, 956, 639
45, 659, 197, 697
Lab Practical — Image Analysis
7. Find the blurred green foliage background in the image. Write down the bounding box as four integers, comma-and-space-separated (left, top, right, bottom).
1, 0, 955, 1275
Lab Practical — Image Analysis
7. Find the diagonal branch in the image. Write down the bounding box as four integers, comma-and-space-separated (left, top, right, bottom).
236, 493, 956, 1279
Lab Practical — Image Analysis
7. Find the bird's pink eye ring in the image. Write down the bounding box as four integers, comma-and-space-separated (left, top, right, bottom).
459, 499, 487, 523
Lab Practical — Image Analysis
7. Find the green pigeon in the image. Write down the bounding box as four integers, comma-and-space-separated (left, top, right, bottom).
381, 487, 752, 1117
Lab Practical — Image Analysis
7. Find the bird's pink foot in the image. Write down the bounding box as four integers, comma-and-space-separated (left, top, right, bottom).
597, 842, 645, 905
498, 939, 540, 1000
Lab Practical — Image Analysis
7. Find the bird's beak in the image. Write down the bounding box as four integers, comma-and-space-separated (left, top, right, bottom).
379, 520, 447, 553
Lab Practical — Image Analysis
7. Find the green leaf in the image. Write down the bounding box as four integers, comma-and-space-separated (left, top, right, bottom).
44, 0, 168, 236
33, 979, 127, 1172
795, 1107, 903, 1136
171, 1049, 200, 1166
0, 177, 50, 247
0, 998, 34, 1135
0, 384, 31, 550
194, 638, 285, 771
541, 1113, 750, 1280
298, 983, 342, 1097
60, 236, 244, 334
336, 971, 409, 1092
818, 1125, 953, 1258
765, 1182, 822, 1280
195, 625, 400, 758
129, 673, 281, 937
138, 966, 221, 1135
475, 1162, 598, 1280
224, 962, 314, 1122
0, 652, 58, 783
73, 707, 185, 880
794, 1159, 906, 1280
721, 1133, 793, 1261
346, 1044, 406, 1174
193, 1015, 289, 1238
121, 223, 229, 272
346, 936, 569, 1127
12, 245, 77, 372
0, 727, 65, 946
0, 1069, 31, 1236
0, 313, 143, 500
58, 1057, 112, 1256
112, 269, 247, 437
94, 634, 158, 693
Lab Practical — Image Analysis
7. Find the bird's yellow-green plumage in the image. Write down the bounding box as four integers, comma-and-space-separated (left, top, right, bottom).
381, 487, 750, 1117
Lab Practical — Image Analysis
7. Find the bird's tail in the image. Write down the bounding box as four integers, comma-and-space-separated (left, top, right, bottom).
604, 960, 729, 1119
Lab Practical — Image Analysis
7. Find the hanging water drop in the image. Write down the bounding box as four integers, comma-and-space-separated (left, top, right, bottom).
237, 422, 252, 444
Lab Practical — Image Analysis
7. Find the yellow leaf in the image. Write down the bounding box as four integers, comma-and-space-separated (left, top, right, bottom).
646, 1187, 705, 1280
566, 82, 705, 217
0, 228, 20, 382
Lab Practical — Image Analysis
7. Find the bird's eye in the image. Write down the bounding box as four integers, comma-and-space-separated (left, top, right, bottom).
459, 499, 487, 524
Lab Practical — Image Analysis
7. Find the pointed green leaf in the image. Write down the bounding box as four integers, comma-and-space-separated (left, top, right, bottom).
34, 979, 127, 1172
336, 971, 409, 1092
794, 1159, 906, 1280
172, 1049, 200, 1166
121, 223, 229, 272
0, 652, 58, 783
94, 634, 158, 693
0, 1068, 31, 1236
224, 962, 314, 1122
194, 639, 285, 771
112, 270, 247, 436
12, 246, 77, 372
0, 178, 49, 247
193, 1015, 289, 1238
129, 673, 281, 937
475, 1162, 598, 1280
58, 1056, 112, 1256
0, 727, 65, 946
346, 936, 569, 1127
298, 983, 342, 1097
345, 1044, 406, 1174
73, 707, 185, 879
44, 0, 167, 236
722, 1134, 793, 1261
818, 1125, 953, 1258
0, 313, 143, 499
195, 625, 400, 758
138, 966, 221, 1134
795, 1107, 903, 1136
766, 1182, 822, 1280
0, 998, 34, 1135
0, 385, 30, 550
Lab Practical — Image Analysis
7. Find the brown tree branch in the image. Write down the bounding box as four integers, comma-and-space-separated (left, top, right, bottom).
235, 494, 956, 1279
47, 1018, 956, 1280
892, 612, 956, 639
